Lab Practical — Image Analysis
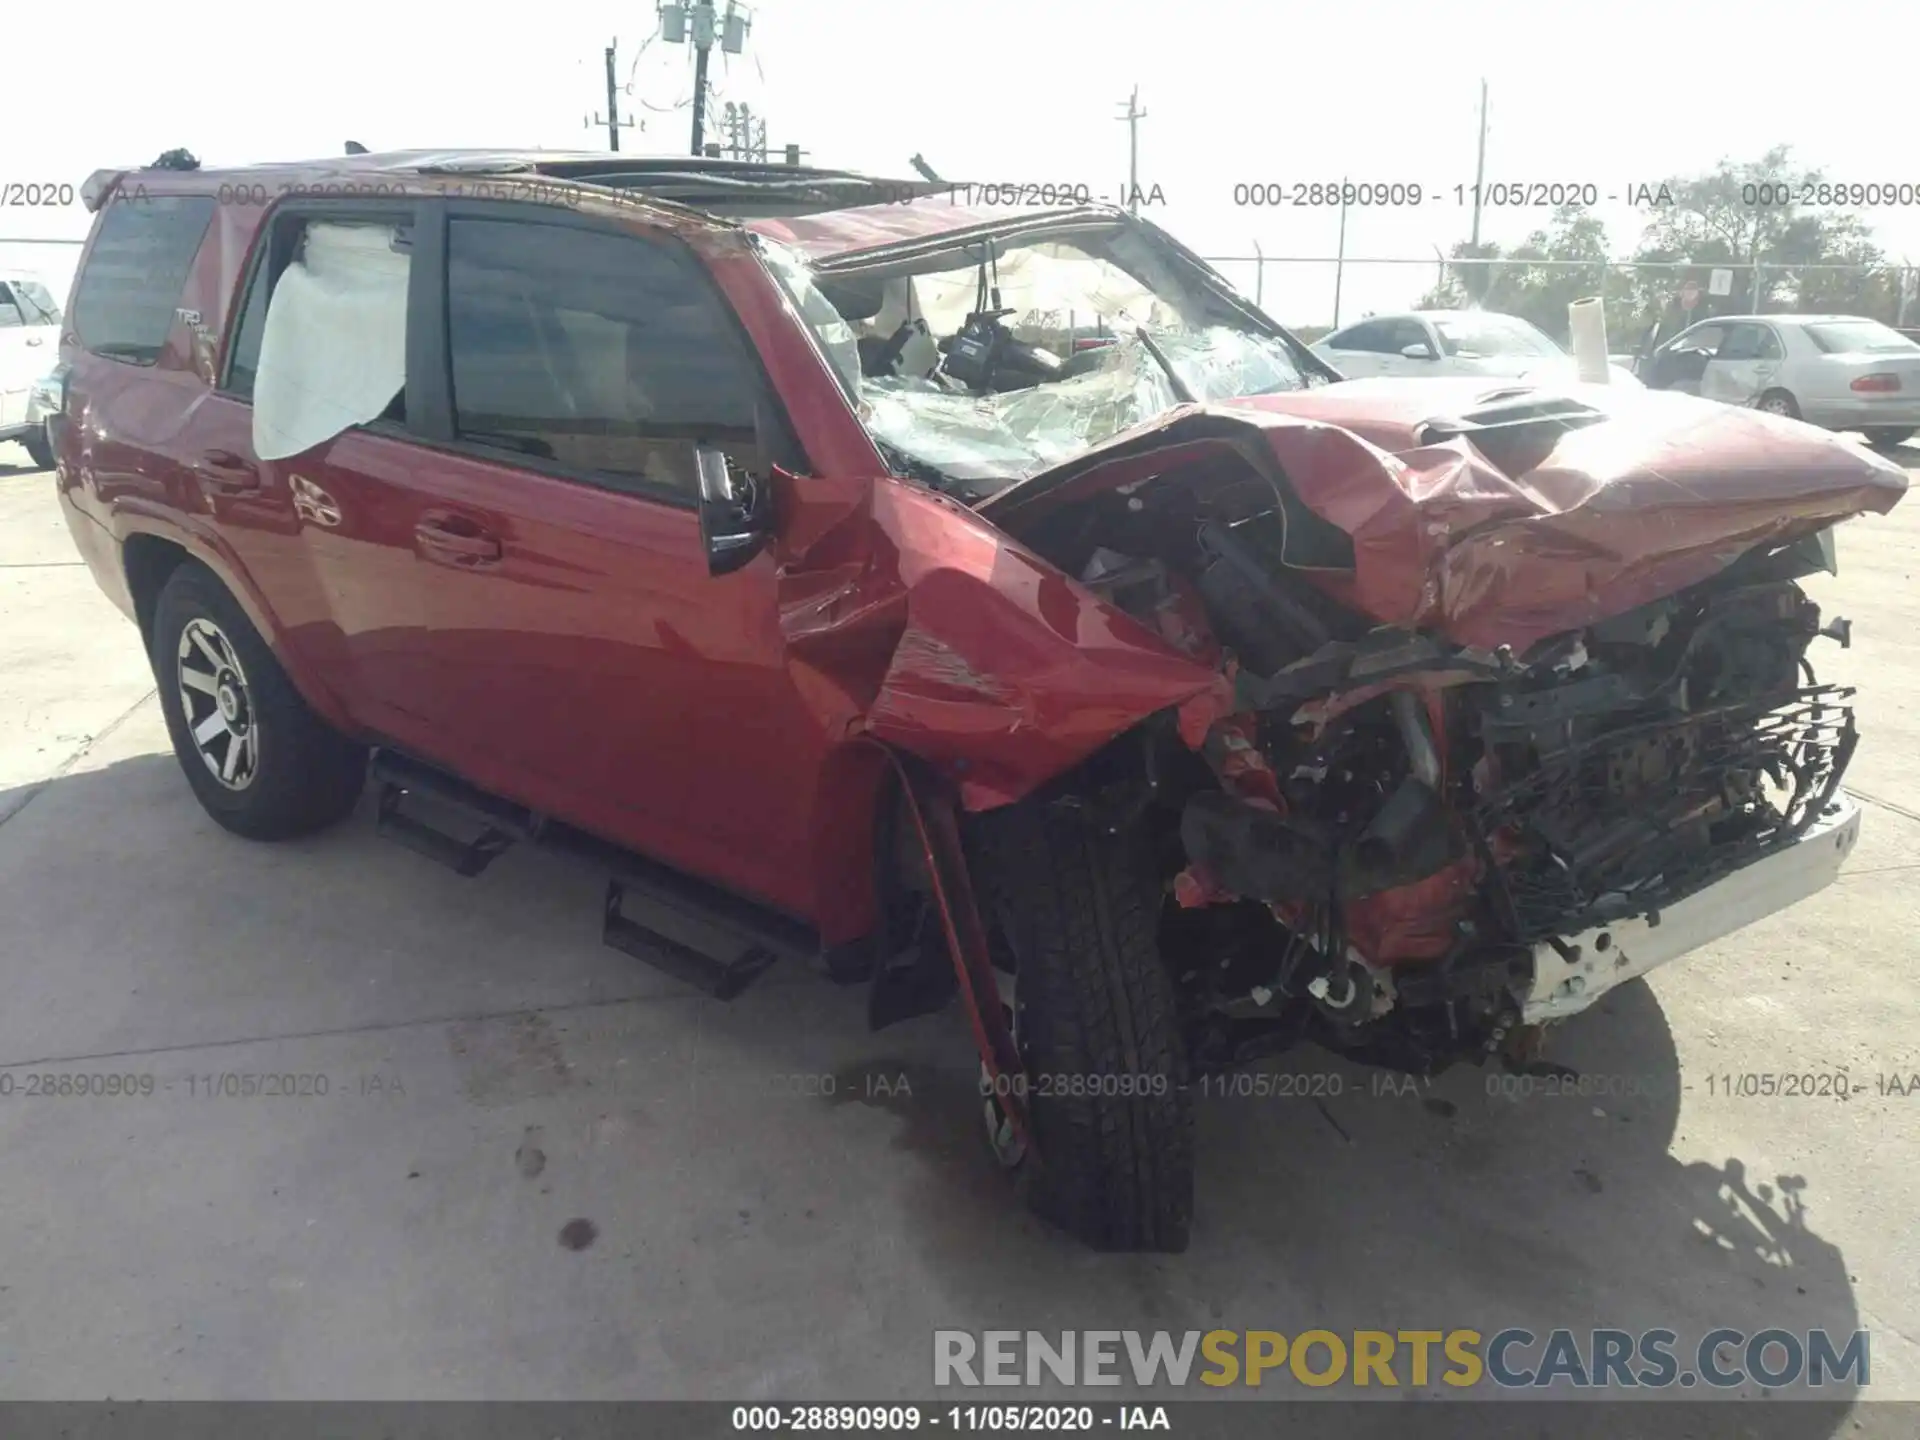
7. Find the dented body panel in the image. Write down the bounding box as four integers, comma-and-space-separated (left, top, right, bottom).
985, 382, 1909, 652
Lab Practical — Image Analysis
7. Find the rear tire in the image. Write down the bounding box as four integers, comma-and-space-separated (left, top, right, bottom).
1865, 427, 1915, 449
1757, 389, 1800, 419
21, 431, 53, 470
970, 797, 1194, 1252
152, 563, 367, 839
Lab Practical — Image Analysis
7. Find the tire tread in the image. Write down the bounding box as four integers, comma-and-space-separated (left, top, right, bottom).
973, 799, 1193, 1252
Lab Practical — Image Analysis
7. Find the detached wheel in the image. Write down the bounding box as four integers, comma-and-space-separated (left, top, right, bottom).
21, 430, 54, 470
970, 797, 1194, 1252
1757, 389, 1800, 419
152, 563, 367, 839
1866, 427, 1915, 449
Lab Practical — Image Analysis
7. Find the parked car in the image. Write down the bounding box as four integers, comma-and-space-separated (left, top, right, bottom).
1310, 309, 1643, 387
49, 152, 1906, 1251
0, 271, 62, 467
1639, 313, 1920, 447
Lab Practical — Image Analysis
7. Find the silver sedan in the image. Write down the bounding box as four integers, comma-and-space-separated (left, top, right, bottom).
1638, 313, 1920, 447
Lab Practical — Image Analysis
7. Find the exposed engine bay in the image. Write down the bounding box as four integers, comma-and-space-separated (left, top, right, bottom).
1015, 464, 1859, 1077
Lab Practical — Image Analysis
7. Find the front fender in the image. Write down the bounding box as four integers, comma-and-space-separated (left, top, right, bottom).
859, 480, 1223, 810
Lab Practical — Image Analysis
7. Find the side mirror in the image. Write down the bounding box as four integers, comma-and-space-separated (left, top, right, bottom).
695, 445, 774, 577
1401, 342, 1436, 360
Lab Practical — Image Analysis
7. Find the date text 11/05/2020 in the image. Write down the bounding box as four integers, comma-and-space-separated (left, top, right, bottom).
1228, 181, 1675, 207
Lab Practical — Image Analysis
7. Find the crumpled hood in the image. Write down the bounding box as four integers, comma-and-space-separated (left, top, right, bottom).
982, 378, 1909, 653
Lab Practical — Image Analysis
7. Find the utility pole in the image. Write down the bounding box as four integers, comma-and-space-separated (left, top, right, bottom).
1116, 86, 1146, 214
1468, 78, 1489, 248
587, 38, 638, 151
1333, 190, 1349, 327
605, 45, 623, 151
659, 0, 748, 155
690, 38, 714, 154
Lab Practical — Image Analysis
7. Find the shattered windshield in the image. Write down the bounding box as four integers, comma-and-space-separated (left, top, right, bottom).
757, 228, 1318, 497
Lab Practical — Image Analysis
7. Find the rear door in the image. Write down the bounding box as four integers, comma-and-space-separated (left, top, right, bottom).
392, 202, 832, 915
185, 198, 452, 746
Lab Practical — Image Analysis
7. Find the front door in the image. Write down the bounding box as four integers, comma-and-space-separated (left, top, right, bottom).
396, 205, 833, 916
1700, 320, 1782, 408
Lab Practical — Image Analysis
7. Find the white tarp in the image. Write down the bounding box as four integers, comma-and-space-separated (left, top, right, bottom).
252, 223, 408, 461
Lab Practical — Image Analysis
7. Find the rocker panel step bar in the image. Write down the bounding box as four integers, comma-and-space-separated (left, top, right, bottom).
368, 748, 818, 999
372, 750, 539, 877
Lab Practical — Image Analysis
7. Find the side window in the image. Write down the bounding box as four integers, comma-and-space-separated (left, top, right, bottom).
224, 253, 273, 399
1385, 319, 1431, 353
248, 217, 412, 461
1672, 324, 1724, 355
445, 217, 763, 499
1756, 325, 1783, 361
69, 195, 217, 363
1717, 323, 1766, 362
1328, 320, 1394, 353
0, 285, 23, 328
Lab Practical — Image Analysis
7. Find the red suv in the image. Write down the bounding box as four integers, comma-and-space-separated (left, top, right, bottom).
51, 151, 1905, 1251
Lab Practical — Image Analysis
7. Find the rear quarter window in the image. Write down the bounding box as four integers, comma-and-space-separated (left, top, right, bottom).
69, 194, 218, 363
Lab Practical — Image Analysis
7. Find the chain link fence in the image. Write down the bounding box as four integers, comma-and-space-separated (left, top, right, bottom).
1200, 253, 1920, 350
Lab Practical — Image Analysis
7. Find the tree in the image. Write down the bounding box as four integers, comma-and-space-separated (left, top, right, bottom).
1417, 208, 1633, 344
1621, 146, 1898, 339
1414, 148, 1907, 352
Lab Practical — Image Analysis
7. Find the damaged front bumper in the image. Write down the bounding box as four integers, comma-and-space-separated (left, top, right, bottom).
1521, 792, 1861, 1024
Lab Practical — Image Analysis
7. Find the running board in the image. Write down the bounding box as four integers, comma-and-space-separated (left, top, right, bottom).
602, 881, 780, 1000
368, 748, 819, 1000
372, 750, 537, 877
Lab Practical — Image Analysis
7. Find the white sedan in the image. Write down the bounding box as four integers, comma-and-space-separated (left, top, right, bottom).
1311, 309, 1642, 388
1, 272, 61, 468
1637, 314, 1920, 447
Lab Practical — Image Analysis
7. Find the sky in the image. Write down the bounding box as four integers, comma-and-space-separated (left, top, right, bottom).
7, 0, 1920, 331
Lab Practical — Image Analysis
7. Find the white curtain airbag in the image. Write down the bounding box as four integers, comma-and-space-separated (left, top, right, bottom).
253, 223, 408, 461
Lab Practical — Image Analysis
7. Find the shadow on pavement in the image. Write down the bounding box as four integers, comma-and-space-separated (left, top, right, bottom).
0, 752, 1873, 1431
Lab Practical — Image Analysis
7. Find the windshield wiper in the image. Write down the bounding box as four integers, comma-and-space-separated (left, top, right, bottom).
1134, 328, 1196, 403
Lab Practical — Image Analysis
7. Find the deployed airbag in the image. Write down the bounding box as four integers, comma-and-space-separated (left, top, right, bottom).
253, 223, 408, 461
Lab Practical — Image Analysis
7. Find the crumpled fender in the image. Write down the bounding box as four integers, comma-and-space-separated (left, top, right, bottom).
776, 473, 1226, 814
879, 747, 1033, 1151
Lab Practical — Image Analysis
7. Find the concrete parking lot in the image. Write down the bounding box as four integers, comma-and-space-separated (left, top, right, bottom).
0, 436, 1916, 1424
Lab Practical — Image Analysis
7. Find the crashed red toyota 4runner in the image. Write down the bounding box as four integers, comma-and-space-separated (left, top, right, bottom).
49, 152, 1907, 1252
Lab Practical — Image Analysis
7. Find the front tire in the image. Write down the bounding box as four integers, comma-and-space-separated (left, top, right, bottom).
970, 797, 1194, 1252
152, 563, 367, 839
21, 430, 54, 470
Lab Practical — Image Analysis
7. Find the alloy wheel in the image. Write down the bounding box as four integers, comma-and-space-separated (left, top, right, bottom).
176, 617, 260, 790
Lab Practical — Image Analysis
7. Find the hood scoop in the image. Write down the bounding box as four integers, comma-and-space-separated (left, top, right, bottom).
1416, 392, 1610, 474
1416, 392, 1608, 445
